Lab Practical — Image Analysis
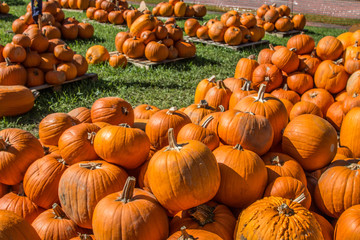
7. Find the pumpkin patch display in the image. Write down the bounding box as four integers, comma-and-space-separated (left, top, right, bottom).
152, 1, 207, 18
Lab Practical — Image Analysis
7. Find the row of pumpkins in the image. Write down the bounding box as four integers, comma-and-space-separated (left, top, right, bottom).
12, 0, 94, 41
59, 0, 128, 11
152, 0, 207, 18
114, 16, 196, 61
0, 1, 9, 14
183, 15, 266, 46
0, 78, 360, 239
256, 3, 306, 32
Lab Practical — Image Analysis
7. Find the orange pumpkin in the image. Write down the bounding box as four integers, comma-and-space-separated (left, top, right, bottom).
289, 101, 323, 121
301, 88, 334, 116
234, 55, 259, 81
86, 45, 110, 64
316, 36, 343, 61
340, 107, 360, 157
334, 205, 360, 239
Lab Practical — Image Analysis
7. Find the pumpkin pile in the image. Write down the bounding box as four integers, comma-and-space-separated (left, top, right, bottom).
58, 0, 96, 10
256, 3, 306, 32
114, 15, 196, 61
184, 12, 265, 46
0, 1, 9, 14
12, 0, 94, 41
152, 0, 207, 18
86, 0, 137, 25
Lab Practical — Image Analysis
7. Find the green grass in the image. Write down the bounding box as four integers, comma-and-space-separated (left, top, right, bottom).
0, 3, 346, 136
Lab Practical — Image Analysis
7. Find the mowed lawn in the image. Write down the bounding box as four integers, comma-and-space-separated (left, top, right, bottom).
0, 2, 346, 136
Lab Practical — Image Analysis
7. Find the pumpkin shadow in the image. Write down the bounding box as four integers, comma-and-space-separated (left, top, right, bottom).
65, 36, 106, 45
5, 0, 25, 5
1, 14, 17, 23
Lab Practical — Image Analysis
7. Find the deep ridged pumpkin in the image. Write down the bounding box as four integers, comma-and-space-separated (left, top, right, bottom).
218, 110, 273, 155
147, 128, 220, 213
94, 124, 150, 169
213, 144, 267, 208
23, 154, 67, 209
58, 160, 128, 229
234, 195, 323, 239
0, 128, 44, 185
282, 114, 337, 171
92, 177, 169, 240
298, 50, 321, 76
169, 202, 236, 240
122, 37, 145, 59
208, 21, 227, 42
271, 84, 300, 104
90, 97, 134, 126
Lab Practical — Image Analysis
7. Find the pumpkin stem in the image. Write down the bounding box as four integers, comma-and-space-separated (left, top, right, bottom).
334, 58, 343, 65
56, 157, 66, 165
201, 115, 214, 128
264, 76, 270, 82
233, 144, 244, 150
87, 132, 97, 145
79, 162, 102, 170
254, 84, 267, 103
354, 41, 359, 47
52, 203, 67, 219
43, 146, 50, 155
165, 128, 183, 152
241, 80, 252, 91
188, 204, 215, 226
293, 193, 306, 204
197, 100, 209, 108
269, 44, 275, 51
283, 83, 289, 91
248, 54, 256, 60
178, 226, 196, 240
309, 92, 318, 98
0, 137, 10, 151
117, 176, 136, 203
166, 107, 177, 115
347, 163, 360, 170
53, 64, 57, 71
78, 234, 92, 240
121, 106, 129, 115
145, 105, 153, 110
17, 182, 25, 196
277, 203, 295, 216
119, 123, 131, 128
207, 75, 216, 83
216, 80, 227, 90
271, 155, 283, 166
218, 105, 225, 112
289, 48, 297, 52
4, 57, 11, 66
355, 52, 360, 60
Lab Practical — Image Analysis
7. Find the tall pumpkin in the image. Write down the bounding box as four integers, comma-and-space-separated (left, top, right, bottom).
92, 177, 169, 240
234, 195, 323, 239
58, 160, 128, 229
340, 107, 360, 157
147, 128, 220, 213
0, 128, 44, 185
145, 107, 191, 150
234, 55, 259, 81
94, 124, 150, 169
213, 144, 267, 208
90, 97, 134, 126
282, 114, 337, 171
194, 75, 216, 104
234, 84, 288, 147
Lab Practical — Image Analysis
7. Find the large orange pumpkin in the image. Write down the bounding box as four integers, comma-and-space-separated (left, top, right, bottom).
86, 45, 110, 64
316, 36, 343, 61
334, 204, 360, 239
0, 86, 36, 117
234, 55, 259, 81
194, 75, 216, 104
301, 88, 334, 116
147, 128, 220, 213
340, 107, 360, 157
282, 114, 337, 171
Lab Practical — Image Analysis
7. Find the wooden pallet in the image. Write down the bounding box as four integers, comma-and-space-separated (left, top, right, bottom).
61, 8, 86, 13
109, 52, 196, 69
265, 29, 308, 38
183, 36, 269, 51
85, 19, 128, 30
157, 16, 203, 21
29, 73, 98, 91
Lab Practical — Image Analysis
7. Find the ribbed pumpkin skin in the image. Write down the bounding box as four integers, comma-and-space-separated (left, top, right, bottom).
346, 70, 360, 96
145, 108, 191, 150
213, 145, 267, 209
32, 206, 80, 240
316, 36, 343, 61
204, 81, 231, 110
194, 76, 216, 104
93, 125, 150, 169
301, 88, 334, 116
334, 205, 360, 239
0, 128, 44, 185
271, 47, 299, 73
340, 107, 360, 157
234, 196, 323, 240
234, 89, 288, 147
264, 176, 312, 209
168, 229, 223, 240
314, 60, 349, 94
23, 154, 67, 209
134, 104, 160, 119
289, 101, 323, 121
58, 123, 100, 165
0, 210, 41, 240
90, 97, 134, 126
92, 188, 169, 240
58, 160, 128, 229
0, 190, 43, 224
282, 114, 337, 171
129, 14, 156, 37
169, 203, 236, 240
217, 110, 274, 156
251, 64, 283, 92
0, 86, 35, 117
147, 138, 220, 213
314, 159, 360, 218
234, 56, 259, 81
183, 102, 215, 125
312, 211, 334, 240
68, 107, 92, 123
286, 34, 315, 55
262, 152, 307, 186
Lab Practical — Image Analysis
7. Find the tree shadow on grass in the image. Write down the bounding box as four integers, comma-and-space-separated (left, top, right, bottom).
1, 14, 18, 23
6, 0, 26, 5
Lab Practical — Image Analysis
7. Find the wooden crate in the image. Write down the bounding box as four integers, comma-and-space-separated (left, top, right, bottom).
109, 52, 196, 69
61, 8, 86, 13
29, 73, 98, 91
183, 36, 270, 51
265, 29, 308, 38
